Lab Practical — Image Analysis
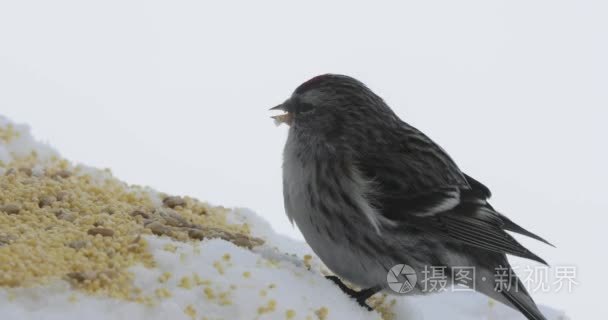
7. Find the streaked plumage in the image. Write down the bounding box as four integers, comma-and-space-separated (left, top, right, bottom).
272, 74, 552, 320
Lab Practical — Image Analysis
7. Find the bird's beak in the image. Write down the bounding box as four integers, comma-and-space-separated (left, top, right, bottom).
270, 103, 294, 127
269, 104, 284, 111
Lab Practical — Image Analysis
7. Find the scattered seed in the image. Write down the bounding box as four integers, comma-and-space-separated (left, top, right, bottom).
231, 234, 264, 249
18, 167, 32, 176
0, 234, 17, 246
186, 226, 263, 249
0, 204, 21, 215
59, 213, 77, 222
67, 240, 90, 250
38, 196, 56, 208
54, 170, 72, 179
87, 227, 115, 237
130, 210, 149, 219
157, 208, 190, 227
146, 221, 173, 236
315, 307, 329, 320
56, 210, 77, 222
163, 196, 186, 208
286, 309, 296, 319
56, 191, 70, 201
98, 270, 118, 280
66, 271, 97, 282
186, 228, 210, 240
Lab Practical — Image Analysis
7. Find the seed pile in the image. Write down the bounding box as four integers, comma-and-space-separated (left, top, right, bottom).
0, 118, 403, 319
0, 122, 20, 145
0, 149, 262, 301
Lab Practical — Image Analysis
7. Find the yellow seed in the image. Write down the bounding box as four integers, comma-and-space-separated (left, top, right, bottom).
158, 272, 172, 283
286, 309, 296, 319
163, 243, 177, 253
204, 287, 216, 299
212, 261, 225, 275
218, 291, 232, 306
315, 307, 329, 320
0, 119, 256, 302
257, 299, 277, 314
184, 305, 196, 319
303, 254, 313, 269
155, 288, 172, 298
178, 276, 193, 289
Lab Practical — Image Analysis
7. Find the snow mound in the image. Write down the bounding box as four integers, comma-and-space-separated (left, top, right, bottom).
0, 115, 567, 320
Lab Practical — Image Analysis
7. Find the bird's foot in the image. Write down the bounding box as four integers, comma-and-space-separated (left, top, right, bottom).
325, 275, 379, 311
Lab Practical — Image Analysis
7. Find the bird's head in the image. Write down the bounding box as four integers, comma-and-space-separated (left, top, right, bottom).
270, 74, 397, 141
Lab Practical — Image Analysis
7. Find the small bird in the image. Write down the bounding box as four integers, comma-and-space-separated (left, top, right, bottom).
271, 74, 552, 320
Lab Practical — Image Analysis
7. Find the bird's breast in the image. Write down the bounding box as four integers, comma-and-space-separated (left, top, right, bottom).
281, 140, 398, 285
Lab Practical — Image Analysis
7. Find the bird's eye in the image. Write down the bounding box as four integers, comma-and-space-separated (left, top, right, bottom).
296, 102, 315, 114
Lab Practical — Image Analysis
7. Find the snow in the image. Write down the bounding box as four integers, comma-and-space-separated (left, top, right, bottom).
0, 116, 57, 164
0, 115, 568, 319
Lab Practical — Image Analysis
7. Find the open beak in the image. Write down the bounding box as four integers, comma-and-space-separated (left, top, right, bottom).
270, 104, 294, 126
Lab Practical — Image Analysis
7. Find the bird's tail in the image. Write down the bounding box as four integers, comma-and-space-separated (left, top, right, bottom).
500, 278, 547, 320
475, 265, 547, 320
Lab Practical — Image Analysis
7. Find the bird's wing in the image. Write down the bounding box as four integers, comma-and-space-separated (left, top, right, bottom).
355, 126, 470, 219
463, 173, 554, 246
356, 130, 548, 263
408, 204, 548, 264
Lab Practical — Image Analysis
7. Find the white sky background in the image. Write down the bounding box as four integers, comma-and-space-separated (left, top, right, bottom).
1, 1, 605, 318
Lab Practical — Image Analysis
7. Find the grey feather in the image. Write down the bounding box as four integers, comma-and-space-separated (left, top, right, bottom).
275, 74, 551, 320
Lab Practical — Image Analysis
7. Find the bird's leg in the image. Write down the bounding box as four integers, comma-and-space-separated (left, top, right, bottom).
325, 275, 358, 296
355, 286, 381, 304
325, 275, 381, 311
354, 286, 381, 311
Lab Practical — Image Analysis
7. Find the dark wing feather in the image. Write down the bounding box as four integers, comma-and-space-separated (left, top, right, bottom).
355, 125, 549, 263
463, 173, 492, 198
356, 125, 470, 219
419, 207, 547, 264
386, 193, 549, 265
463, 173, 554, 247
